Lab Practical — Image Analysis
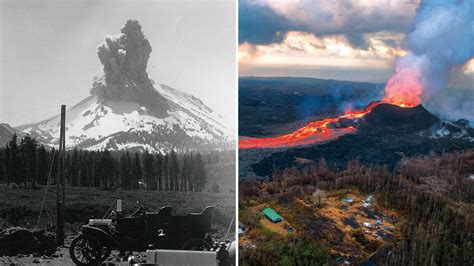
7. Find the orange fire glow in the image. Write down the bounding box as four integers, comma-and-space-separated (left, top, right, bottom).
382, 63, 423, 107
239, 67, 424, 149
239, 101, 382, 149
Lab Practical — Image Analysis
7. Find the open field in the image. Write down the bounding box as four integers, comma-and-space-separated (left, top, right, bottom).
0, 185, 234, 230
204, 161, 236, 194
0, 186, 234, 264
0, 161, 235, 231
239, 188, 403, 264
0, 161, 235, 264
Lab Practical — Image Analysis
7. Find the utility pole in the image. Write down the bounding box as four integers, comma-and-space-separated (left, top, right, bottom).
56, 105, 66, 246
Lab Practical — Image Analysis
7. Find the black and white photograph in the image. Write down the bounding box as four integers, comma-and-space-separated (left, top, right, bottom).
0, 0, 236, 265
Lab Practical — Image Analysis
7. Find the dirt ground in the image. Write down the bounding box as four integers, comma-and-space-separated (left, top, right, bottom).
0, 246, 73, 265
0, 232, 145, 265
240, 188, 402, 262
260, 219, 289, 236
315, 190, 399, 243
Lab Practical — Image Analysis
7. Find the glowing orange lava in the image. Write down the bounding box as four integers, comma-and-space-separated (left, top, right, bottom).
382, 62, 423, 107
239, 101, 382, 149
239, 65, 425, 149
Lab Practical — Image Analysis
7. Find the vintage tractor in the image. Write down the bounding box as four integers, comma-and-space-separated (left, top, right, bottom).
69, 200, 216, 265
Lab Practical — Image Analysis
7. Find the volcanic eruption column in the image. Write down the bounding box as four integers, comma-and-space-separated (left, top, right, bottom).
90, 19, 168, 110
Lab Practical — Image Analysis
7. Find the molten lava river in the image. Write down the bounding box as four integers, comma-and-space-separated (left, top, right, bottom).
239, 101, 414, 149
240, 62, 424, 149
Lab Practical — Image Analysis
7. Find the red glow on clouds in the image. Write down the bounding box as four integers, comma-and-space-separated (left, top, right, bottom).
382, 67, 423, 107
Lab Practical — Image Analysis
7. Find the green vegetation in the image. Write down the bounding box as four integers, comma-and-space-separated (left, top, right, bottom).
239, 200, 329, 265
349, 229, 378, 253
241, 234, 329, 265
0, 185, 234, 232
240, 149, 474, 265
0, 134, 235, 233
0, 134, 214, 192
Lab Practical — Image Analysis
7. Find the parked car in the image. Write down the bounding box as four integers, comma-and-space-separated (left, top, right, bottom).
69, 200, 215, 265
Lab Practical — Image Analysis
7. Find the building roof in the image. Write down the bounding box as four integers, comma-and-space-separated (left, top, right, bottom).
262, 208, 282, 223
343, 197, 353, 203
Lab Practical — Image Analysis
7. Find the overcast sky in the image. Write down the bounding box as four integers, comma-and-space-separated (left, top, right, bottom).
0, 0, 236, 127
239, 0, 474, 87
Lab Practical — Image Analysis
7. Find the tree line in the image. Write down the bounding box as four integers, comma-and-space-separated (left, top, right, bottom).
0, 134, 220, 192
240, 150, 474, 265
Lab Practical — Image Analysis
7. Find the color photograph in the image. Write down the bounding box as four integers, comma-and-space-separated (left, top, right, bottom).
238, 0, 474, 265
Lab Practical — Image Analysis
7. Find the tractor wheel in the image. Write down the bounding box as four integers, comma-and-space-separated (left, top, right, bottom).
181, 238, 212, 251
69, 234, 103, 265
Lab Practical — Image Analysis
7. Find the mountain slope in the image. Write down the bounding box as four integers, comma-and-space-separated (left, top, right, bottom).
248, 104, 474, 178
0, 123, 20, 147
16, 19, 233, 153
17, 84, 232, 153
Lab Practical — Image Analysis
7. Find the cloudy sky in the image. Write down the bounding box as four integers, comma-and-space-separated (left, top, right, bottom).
0, 0, 236, 127
239, 0, 474, 85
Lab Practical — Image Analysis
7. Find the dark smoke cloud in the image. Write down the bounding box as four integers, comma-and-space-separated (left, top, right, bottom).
239, 1, 290, 45
98, 19, 151, 83
90, 19, 168, 110
239, 0, 417, 49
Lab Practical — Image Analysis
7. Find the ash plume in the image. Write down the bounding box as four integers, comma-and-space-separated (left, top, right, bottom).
90, 19, 168, 110
384, 0, 474, 123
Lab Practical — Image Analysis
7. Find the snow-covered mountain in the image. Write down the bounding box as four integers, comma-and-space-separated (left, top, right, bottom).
18, 84, 232, 153
16, 19, 233, 153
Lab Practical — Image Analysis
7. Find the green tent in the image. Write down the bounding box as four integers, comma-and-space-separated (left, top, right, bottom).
263, 208, 282, 223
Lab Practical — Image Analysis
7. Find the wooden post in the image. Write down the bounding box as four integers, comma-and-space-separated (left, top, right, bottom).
56, 105, 66, 246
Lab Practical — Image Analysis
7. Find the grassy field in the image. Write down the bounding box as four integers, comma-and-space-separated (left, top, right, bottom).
0, 161, 235, 264
0, 162, 235, 234
0, 186, 234, 230
204, 161, 236, 194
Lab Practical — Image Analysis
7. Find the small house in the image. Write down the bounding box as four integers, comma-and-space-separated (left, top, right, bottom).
363, 222, 372, 228
262, 208, 283, 223
343, 197, 353, 203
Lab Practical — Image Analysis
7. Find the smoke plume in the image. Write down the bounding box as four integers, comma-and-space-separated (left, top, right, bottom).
90, 19, 168, 110
384, 0, 474, 122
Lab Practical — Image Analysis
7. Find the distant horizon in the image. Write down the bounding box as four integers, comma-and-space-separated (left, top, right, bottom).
239, 0, 473, 93
238, 73, 473, 91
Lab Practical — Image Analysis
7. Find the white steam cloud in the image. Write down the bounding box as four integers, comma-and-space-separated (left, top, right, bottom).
387, 0, 474, 122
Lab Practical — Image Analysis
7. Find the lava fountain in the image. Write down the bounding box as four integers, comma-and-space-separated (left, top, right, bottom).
239, 0, 473, 150
239, 74, 422, 149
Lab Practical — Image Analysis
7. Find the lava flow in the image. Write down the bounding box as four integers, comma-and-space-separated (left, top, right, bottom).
239, 98, 420, 149
239, 102, 380, 149
240, 65, 424, 149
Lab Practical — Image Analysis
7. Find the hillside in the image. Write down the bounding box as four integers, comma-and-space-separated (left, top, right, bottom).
246, 104, 474, 178
239, 150, 474, 265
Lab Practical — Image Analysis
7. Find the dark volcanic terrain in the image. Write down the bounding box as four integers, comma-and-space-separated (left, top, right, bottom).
245, 103, 474, 178
239, 77, 383, 137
